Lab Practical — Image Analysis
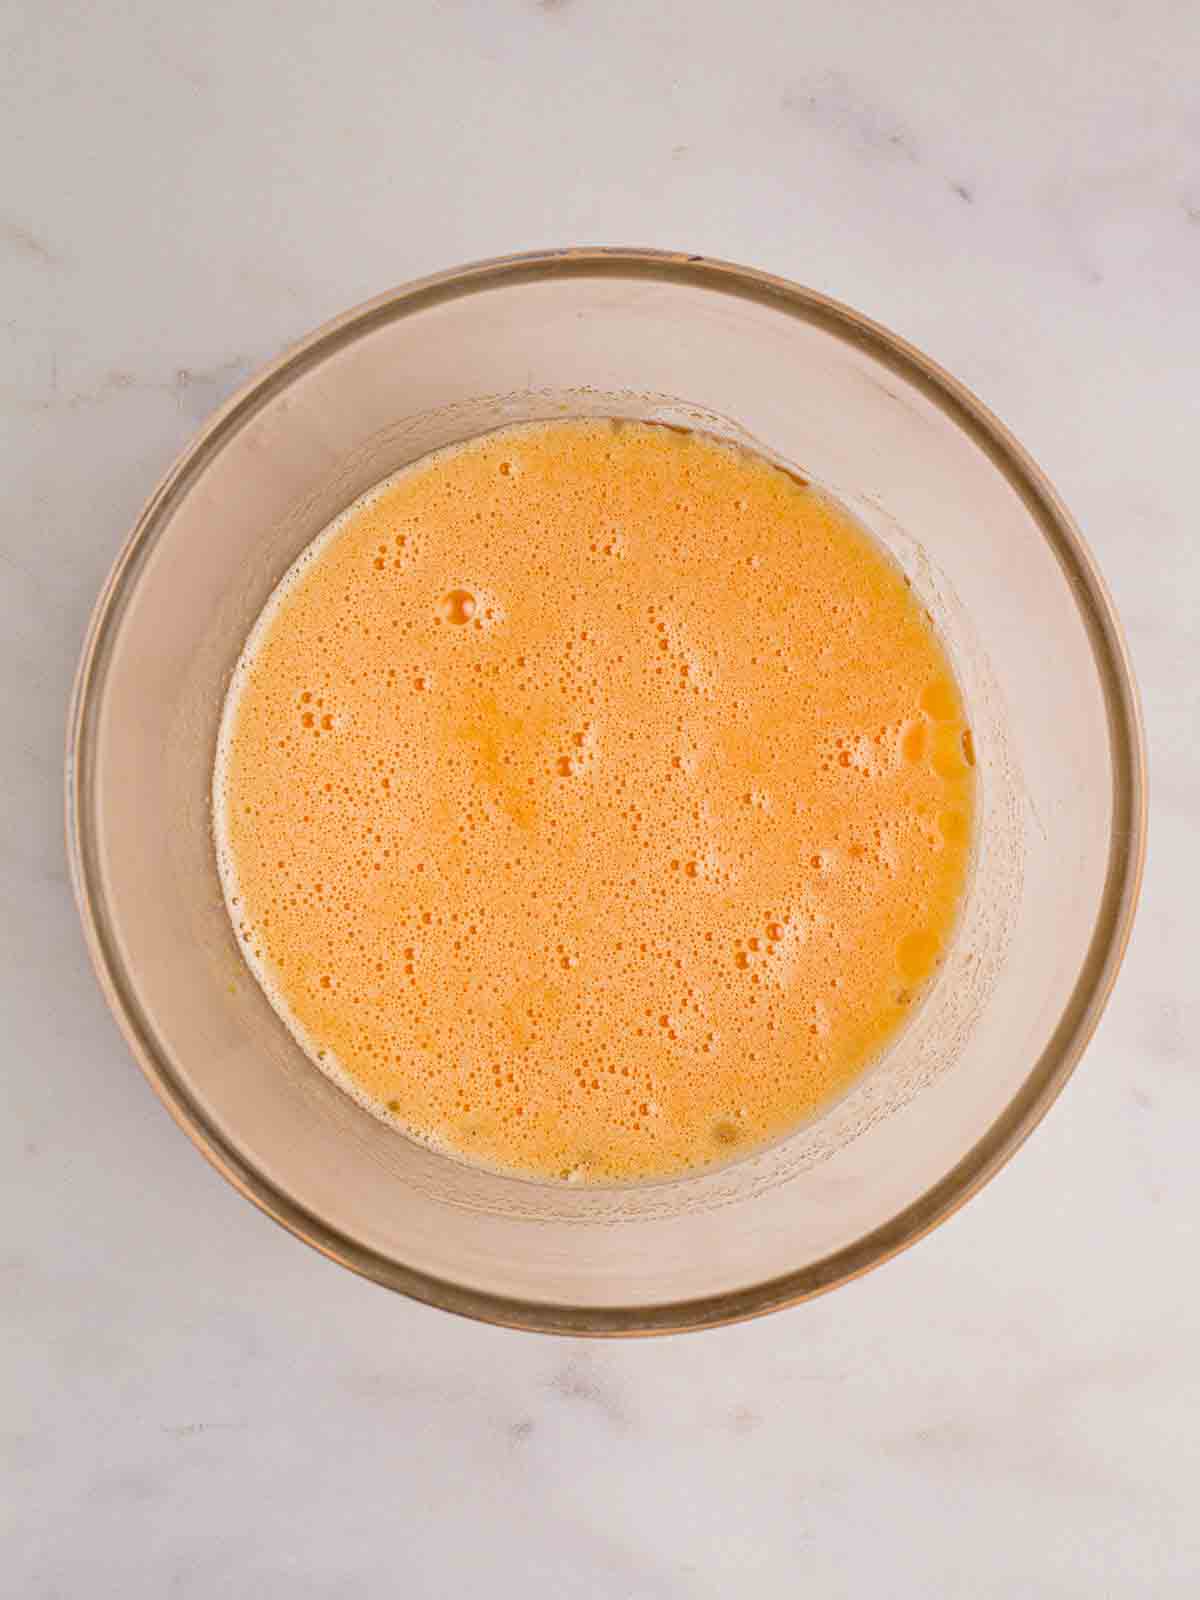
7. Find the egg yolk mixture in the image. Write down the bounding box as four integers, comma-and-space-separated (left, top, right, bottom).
215, 419, 975, 1181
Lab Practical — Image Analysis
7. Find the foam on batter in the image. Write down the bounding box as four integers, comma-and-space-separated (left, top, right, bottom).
214, 420, 975, 1182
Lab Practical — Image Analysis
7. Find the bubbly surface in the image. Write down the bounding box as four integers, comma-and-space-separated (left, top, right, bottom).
215, 420, 975, 1181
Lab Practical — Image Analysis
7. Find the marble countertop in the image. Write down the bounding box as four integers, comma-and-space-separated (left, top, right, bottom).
3, 1, 1195, 1592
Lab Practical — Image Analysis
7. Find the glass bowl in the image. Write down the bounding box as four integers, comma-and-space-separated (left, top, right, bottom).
66, 250, 1145, 1334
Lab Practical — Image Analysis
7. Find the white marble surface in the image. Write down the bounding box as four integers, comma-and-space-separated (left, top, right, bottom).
2, 0, 1195, 1592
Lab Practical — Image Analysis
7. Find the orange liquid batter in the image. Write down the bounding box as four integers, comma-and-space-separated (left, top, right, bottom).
215, 420, 975, 1181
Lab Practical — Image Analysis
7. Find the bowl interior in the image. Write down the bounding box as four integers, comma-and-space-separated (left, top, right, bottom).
69, 254, 1143, 1331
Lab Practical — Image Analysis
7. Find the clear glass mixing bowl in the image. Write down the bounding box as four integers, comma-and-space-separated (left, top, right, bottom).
67, 250, 1145, 1333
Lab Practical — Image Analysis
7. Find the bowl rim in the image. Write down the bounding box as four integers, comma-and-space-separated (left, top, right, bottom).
65, 247, 1147, 1336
